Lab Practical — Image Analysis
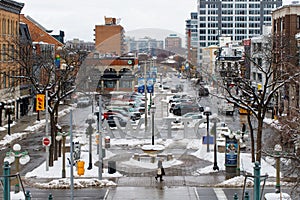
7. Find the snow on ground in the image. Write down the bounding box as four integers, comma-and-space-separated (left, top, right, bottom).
0, 106, 290, 189
192, 144, 277, 177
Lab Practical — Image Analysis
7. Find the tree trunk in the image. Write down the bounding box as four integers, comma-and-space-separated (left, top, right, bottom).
256, 117, 263, 163
247, 112, 255, 162
49, 113, 55, 167
54, 106, 58, 161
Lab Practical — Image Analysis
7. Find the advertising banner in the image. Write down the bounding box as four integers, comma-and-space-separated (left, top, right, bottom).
225, 137, 238, 166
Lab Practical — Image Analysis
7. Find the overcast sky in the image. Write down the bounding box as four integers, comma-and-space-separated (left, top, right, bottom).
18, 0, 196, 42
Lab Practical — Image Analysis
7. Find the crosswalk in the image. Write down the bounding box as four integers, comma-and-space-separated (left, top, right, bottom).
213, 188, 228, 200
197, 188, 228, 200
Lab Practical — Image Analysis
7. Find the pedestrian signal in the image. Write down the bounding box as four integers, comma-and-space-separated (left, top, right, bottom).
36, 94, 45, 111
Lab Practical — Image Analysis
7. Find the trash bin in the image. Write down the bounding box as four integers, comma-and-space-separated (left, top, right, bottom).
14, 184, 19, 193
108, 161, 116, 174
102, 148, 106, 158
104, 136, 110, 148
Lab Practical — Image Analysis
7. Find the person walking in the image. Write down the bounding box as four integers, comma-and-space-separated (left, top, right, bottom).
155, 159, 165, 182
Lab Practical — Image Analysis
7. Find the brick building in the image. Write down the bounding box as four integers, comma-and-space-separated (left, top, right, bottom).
20, 15, 63, 50
94, 17, 125, 56
272, 4, 300, 114
0, 0, 24, 126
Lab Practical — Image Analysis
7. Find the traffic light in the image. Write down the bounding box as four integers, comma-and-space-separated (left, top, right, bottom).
36, 94, 45, 111
55, 54, 60, 68
77, 160, 85, 176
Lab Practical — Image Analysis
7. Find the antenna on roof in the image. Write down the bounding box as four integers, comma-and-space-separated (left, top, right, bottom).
116, 18, 121, 25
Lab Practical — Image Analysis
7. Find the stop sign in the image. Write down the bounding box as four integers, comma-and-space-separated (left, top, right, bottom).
42, 137, 51, 146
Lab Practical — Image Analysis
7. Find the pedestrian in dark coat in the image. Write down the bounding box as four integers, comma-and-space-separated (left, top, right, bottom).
155, 159, 165, 182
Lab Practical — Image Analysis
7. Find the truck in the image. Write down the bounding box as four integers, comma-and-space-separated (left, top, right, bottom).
217, 99, 235, 115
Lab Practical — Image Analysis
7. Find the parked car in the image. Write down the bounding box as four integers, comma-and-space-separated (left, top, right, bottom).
172, 103, 203, 116
198, 87, 209, 96
217, 99, 235, 115
173, 112, 203, 123
77, 96, 91, 107
106, 114, 127, 127
169, 94, 189, 103
103, 109, 135, 121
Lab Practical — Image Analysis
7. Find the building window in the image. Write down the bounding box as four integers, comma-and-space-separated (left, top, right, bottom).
104, 80, 116, 88
257, 73, 262, 82
2, 44, 6, 61
253, 72, 256, 80
297, 16, 300, 29
120, 80, 132, 88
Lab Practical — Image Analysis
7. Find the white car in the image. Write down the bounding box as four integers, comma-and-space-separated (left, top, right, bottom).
77, 96, 91, 107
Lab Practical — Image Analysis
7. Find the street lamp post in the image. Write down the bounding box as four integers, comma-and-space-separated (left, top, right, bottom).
86, 114, 95, 170
4, 100, 14, 136
4, 143, 30, 173
274, 144, 282, 193
211, 118, 219, 171
151, 105, 156, 145
56, 131, 69, 178
203, 107, 212, 152
234, 131, 242, 176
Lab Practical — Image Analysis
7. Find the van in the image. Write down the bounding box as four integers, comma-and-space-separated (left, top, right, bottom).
217, 99, 235, 115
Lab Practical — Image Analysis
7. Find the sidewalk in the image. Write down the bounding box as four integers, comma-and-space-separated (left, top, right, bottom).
105, 176, 222, 200
105, 186, 198, 200
0, 104, 72, 141
0, 112, 41, 141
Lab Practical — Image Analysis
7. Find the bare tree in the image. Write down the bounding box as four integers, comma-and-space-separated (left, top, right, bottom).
215, 34, 300, 163
1, 37, 88, 166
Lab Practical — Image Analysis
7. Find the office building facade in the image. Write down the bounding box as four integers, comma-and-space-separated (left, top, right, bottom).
197, 0, 282, 65
186, 12, 198, 65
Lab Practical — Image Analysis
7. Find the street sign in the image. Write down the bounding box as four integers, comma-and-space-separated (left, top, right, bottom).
202, 136, 214, 144
42, 136, 51, 146
147, 78, 154, 93
138, 78, 145, 93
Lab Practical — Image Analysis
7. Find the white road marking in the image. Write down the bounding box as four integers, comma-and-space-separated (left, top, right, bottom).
214, 188, 228, 200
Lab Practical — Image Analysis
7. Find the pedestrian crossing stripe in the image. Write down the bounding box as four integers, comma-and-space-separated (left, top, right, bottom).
214, 188, 228, 200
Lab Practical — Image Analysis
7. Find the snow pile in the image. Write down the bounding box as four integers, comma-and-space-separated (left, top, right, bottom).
33, 178, 117, 189
216, 176, 253, 187
0, 133, 28, 146
122, 157, 182, 169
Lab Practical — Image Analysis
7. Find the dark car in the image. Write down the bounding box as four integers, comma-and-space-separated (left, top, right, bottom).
107, 115, 127, 127
172, 103, 203, 116
199, 87, 209, 96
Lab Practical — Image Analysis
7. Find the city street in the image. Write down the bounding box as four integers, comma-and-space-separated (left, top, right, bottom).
0, 71, 288, 199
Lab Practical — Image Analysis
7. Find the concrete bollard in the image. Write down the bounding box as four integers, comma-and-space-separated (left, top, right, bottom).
133, 153, 140, 161
167, 153, 173, 161
14, 184, 20, 193
233, 193, 239, 200
244, 191, 250, 200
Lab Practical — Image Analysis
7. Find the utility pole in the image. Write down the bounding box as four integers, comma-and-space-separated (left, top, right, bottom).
98, 96, 103, 180
144, 61, 148, 131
